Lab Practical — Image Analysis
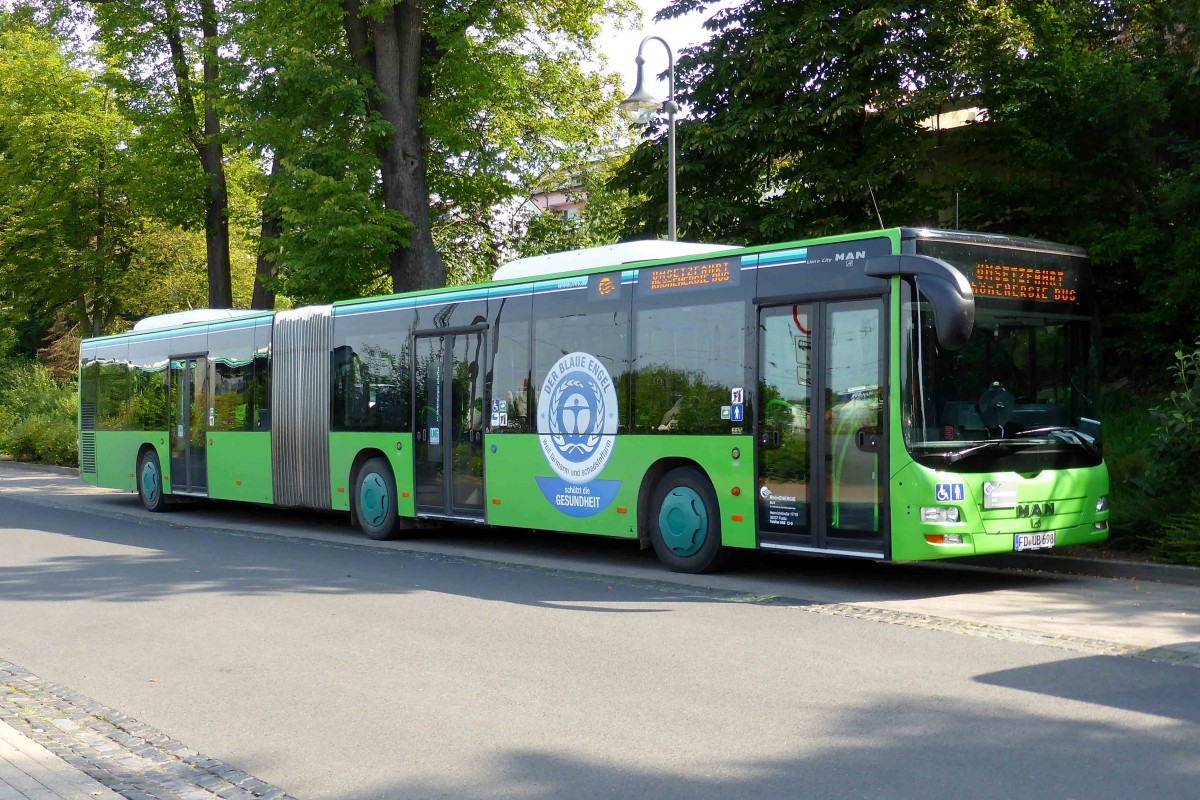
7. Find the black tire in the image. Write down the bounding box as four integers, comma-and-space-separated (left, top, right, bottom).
136, 450, 169, 513
649, 466, 728, 574
354, 457, 399, 540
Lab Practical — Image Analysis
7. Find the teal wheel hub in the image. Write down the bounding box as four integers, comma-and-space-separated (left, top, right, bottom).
141, 460, 160, 505
360, 472, 390, 527
658, 487, 708, 557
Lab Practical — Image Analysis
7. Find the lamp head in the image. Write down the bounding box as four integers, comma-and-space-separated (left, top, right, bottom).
620, 54, 662, 124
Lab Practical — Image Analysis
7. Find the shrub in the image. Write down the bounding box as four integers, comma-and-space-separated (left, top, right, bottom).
1102, 387, 1159, 547
1146, 512, 1200, 566
0, 359, 78, 467
3, 414, 78, 467
1141, 340, 1200, 497
1127, 340, 1200, 561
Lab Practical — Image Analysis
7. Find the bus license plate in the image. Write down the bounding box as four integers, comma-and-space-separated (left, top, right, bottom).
1015, 531, 1055, 551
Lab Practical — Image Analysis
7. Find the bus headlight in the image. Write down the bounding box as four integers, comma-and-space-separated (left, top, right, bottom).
921, 506, 961, 524
1096, 496, 1109, 513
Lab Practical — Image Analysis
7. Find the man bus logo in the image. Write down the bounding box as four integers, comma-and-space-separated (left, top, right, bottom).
1015, 503, 1055, 518
535, 352, 621, 517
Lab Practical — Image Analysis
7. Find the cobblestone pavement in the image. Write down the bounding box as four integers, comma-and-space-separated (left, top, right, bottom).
0, 662, 297, 800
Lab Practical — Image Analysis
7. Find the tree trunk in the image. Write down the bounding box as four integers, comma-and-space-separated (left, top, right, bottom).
252, 151, 282, 310
160, 0, 232, 309
199, 0, 233, 308
342, 0, 445, 294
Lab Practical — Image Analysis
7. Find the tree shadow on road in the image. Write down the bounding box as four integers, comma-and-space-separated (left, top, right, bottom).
976, 650, 1200, 725
302, 683, 1200, 800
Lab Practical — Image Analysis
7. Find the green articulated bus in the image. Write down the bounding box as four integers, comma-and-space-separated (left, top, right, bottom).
78, 227, 1109, 573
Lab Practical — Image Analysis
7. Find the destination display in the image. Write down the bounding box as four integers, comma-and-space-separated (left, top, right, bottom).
916, 238, 1087, 305
966, 263, 1078, 303
640, 256, 741, 294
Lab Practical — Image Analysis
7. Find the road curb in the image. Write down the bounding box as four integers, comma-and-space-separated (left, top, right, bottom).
0, 459, 78, 476
961, 551, 1200, 586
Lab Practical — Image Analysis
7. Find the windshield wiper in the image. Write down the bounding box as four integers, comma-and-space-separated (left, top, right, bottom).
937, 439, 1040, 464
1014, 426, 1101, 458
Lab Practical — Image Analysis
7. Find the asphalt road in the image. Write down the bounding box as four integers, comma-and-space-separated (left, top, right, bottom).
3, 466, 1200, 799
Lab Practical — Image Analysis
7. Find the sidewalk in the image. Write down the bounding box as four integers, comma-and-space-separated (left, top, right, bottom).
0, 719, 122, 800
0, 662, 296, 800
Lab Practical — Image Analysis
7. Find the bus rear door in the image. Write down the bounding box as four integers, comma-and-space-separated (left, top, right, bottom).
413, 327, 487, 520
169, 355, 209, 496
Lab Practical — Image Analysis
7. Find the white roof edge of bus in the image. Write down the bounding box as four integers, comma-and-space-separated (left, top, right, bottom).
493, 240, 741, 282
131, 308, 264, 332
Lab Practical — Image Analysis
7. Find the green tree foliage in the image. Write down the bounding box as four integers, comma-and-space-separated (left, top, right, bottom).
1090, 0, 1200, 370
338, 0, 634, 294
77, 0, 238, 309
223, 0, 410, 306
0, 12, 261, 354
0, 20, 135, 338
435, 156, 641, 286
137, 0, 633, 304
618, 0, 984, 242
618, 0, 1198, 377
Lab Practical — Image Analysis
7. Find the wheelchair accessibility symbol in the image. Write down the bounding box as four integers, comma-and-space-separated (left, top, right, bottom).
935, 483, 965, 502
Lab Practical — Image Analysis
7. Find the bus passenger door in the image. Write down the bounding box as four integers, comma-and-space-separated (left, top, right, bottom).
757, 305, 815, 544
757, 299, 885, 557
414, 335, 446, 514
448, 329, 486, 517
168, 356, 209, 496
413, 330, 486, 520
822, 300, 885, 555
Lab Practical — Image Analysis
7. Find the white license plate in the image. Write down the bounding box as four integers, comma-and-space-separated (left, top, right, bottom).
1015, 531, 1056, 551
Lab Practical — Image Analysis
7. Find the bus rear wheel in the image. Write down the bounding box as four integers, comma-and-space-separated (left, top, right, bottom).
137, 450, 169, 513
355, 457, 399, 540
649, 467, 728, 574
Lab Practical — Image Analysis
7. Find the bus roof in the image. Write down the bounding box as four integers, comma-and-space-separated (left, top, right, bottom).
131, 309, 264, 332
493, 240, 740, 281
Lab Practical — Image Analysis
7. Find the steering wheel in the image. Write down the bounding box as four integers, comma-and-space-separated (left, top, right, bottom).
978, 381, 1014, 432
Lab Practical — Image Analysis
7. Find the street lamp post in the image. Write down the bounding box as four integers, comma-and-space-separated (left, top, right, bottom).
620, 35, 678, 242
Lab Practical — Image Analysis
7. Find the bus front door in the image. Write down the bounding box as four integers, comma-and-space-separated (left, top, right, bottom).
168, 356, 209, 496
757, 299, 885, 557
414, 329, 486, 520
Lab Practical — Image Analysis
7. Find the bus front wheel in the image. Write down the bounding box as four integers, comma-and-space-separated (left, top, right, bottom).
137, 450, 169, 513
649, 467, 728, 574
355, 457, 399, 540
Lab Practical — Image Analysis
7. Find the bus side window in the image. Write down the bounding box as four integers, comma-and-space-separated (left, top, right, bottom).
488, 294, 532, 433
332, 344, 370, 427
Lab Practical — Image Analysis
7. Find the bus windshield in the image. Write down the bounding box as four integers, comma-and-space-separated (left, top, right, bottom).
901, 251, 1102, 472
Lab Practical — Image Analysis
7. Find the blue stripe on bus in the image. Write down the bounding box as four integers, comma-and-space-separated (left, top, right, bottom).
83, 315, 270, 348
335, 285, 509, 316
757, 248, 808, 268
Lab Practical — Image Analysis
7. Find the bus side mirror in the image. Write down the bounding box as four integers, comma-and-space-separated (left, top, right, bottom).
865, 255, 975, 351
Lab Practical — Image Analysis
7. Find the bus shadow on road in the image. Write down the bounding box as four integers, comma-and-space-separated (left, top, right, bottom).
5, 489, 1066, 611
975, 652, 1200, 725
0, 495, 751, 612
